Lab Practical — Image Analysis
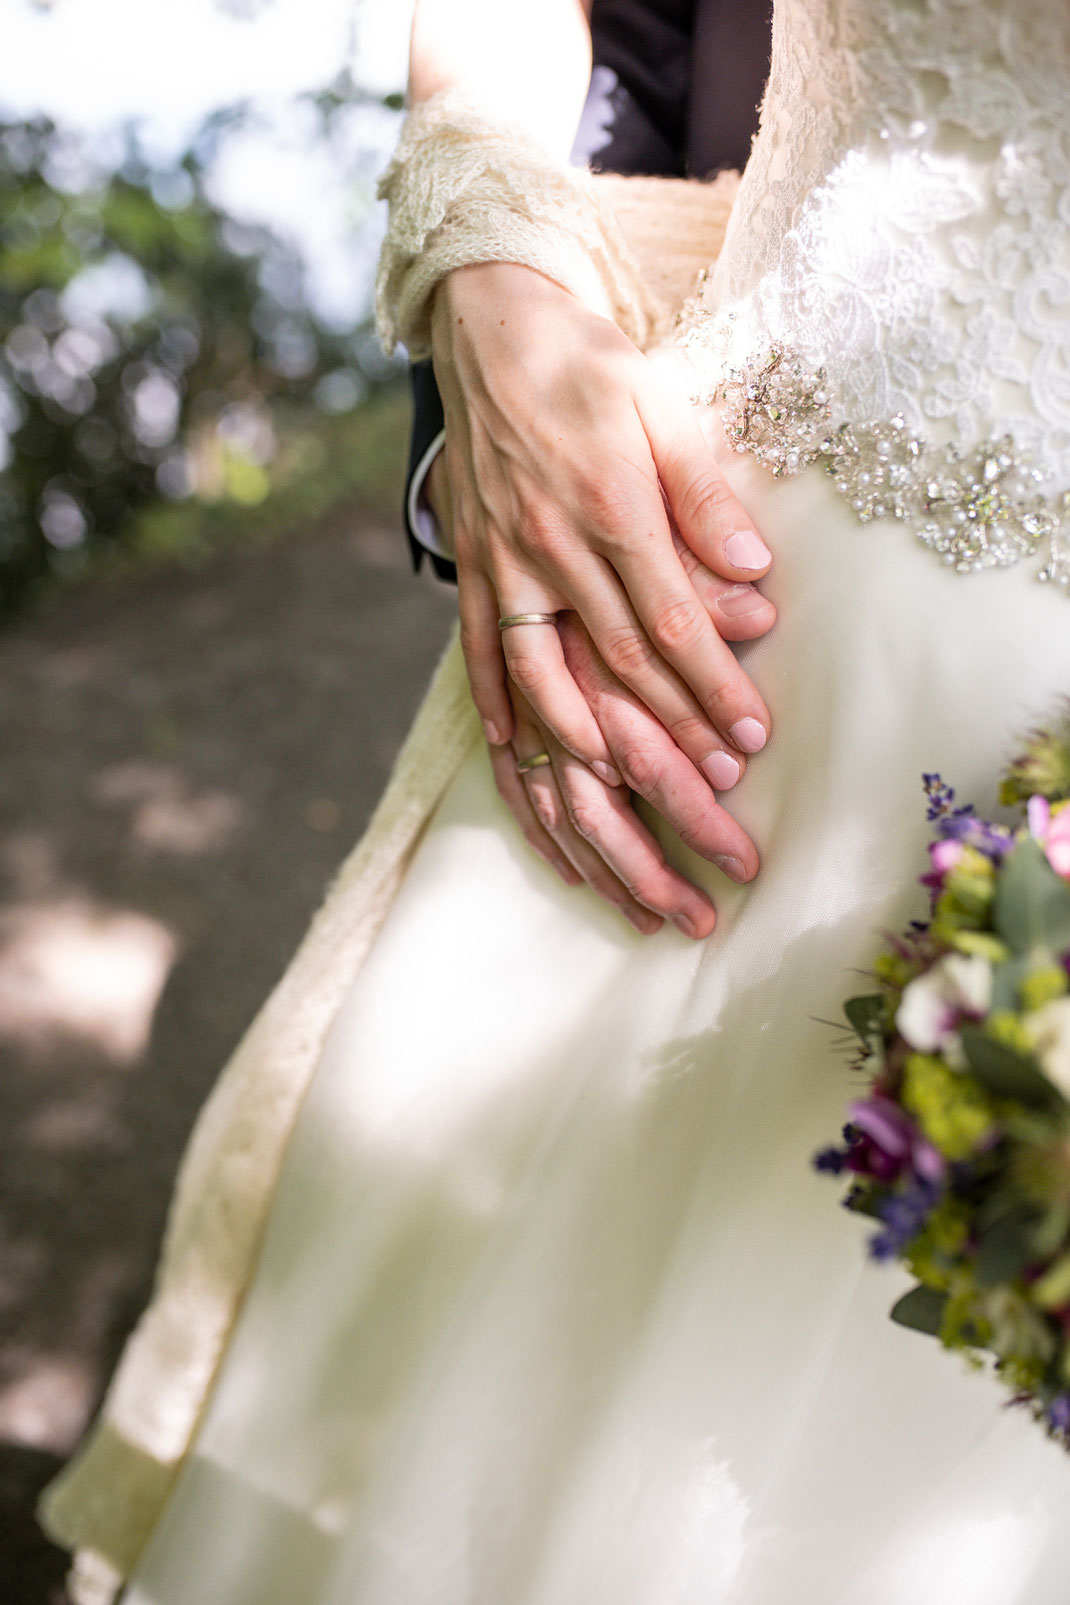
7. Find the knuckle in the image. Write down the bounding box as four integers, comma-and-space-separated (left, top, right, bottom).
567, 796, 605, 842
666, 712, 713, 753
648, 596, 705, 655
530, 789, 560, 833
624, 878, 662, 911
678, 470, 734, 530
459, 620, 492, 661
582, 479, 639, 541
513, 509, 564, 562
602, 625, 657, 681
505, 648, 550, 695
615, 742, 665, 795
706, 676, 750, 725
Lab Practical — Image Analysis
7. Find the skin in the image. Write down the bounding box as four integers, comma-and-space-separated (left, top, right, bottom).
410, 0, 777, 936
425, 428, 775, 939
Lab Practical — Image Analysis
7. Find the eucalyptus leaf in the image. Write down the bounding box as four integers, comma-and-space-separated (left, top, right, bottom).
844, 994, 884, 1042
959, 1026, 1062, 1108
991, 957, 1033, 1013
993, 838, 1070, 957
974, 1202, 1043, 1286
890, 1285, 948, 1337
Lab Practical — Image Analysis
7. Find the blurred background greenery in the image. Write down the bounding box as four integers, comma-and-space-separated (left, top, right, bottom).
0, 0, 411, 620
0, 11, 468, 1598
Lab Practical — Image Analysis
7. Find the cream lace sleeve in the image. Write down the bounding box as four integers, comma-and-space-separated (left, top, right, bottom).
374, 92, 665, 359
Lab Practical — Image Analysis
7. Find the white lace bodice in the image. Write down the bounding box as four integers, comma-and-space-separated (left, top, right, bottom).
680, 0, 1070, 483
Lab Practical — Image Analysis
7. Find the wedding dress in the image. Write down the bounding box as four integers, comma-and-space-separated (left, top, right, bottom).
47, 3, 1070, 1601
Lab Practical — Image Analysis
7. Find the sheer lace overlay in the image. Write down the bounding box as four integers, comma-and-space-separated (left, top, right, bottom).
678, 0, 1070, 492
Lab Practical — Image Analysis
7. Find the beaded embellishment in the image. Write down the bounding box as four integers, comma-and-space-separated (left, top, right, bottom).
706, 347, 1070, 590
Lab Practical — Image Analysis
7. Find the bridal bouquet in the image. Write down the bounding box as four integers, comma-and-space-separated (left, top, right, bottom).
816, 714, 1070, 1444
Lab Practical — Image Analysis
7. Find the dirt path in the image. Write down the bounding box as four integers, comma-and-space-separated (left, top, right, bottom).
0, 511, 455, 1601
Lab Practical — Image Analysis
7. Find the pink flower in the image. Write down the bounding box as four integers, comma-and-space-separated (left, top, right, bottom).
1045, 808, 1070, 881
1028, 794, 1070, 880
930, 839, 965, 875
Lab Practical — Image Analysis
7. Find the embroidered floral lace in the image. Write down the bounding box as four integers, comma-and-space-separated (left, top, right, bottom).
677, 0, 1070, 585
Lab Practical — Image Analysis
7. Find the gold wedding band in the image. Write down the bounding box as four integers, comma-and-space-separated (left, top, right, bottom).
515, 752, 552, 774
498, 612, 559, 630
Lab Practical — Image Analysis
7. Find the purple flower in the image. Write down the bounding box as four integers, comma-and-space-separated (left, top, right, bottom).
868, 1175, 942, 1262
845, 1096, 948, 1187
1048, 1393, 1070, 1434
923, 773, 959, 822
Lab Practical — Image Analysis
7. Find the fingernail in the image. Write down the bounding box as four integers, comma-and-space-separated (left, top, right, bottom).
713, 854, 748, 884
625, 907, 659, 934
671, 912, 699, 939
592, 759, 623, 787
717, 582, 769, 618
701, 750, 741, 790
729, 717, 767, 754
725, 529, 772, 571
483, 719, 503, 745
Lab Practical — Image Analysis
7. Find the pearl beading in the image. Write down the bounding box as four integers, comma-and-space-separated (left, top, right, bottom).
705, 346, 1070, 590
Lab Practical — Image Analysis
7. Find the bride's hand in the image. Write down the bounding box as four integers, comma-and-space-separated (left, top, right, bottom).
430, 262, 776, 800
488, 607, 763, 939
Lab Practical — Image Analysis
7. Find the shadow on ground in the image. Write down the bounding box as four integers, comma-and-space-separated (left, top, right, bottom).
0, 508, 455, 1601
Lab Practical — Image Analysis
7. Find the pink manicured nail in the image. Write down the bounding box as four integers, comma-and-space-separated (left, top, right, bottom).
702, 751, 741, 790
714, 854, 748, 883
729, 717, 767, 754
592, 759, 623, 787
483, 719, 503, 745
717, 583, 769, 618
725, 529, 772, 571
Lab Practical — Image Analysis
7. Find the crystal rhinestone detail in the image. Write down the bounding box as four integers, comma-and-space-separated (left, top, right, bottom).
707, 347, 1070, 588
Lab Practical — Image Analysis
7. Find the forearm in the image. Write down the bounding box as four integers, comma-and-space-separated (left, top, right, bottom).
408, 0, 593, 163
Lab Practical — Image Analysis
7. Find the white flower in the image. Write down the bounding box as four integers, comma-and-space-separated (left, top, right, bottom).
1023, 997, 1070, 1099
896, 953, 993, 1055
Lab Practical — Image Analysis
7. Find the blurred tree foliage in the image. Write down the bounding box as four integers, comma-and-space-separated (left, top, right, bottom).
0, 105, 402, 619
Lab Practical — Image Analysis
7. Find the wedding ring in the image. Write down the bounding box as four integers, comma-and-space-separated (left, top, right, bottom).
498, 612, 559, 630
515, 752, 552, 774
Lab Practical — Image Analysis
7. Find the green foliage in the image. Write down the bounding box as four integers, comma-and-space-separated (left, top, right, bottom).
1001, 708, 1070, 808
890, 1284, 948, 1336
993, 836, 1070, 957
959, 1026, 1064, 1109
0, 111, 400, 617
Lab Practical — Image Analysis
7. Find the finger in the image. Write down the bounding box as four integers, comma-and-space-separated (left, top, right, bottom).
603, 530, 772, 752
560, 554, 766, 781
559, 613, 761, 880
458, 564, 514, 746
488, 738, 582, 888
510, 698, 663, 935
495, 586, 622, 786
670, 527, 777, 644
638, 358, 774, 582
550, 741, 717, 938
